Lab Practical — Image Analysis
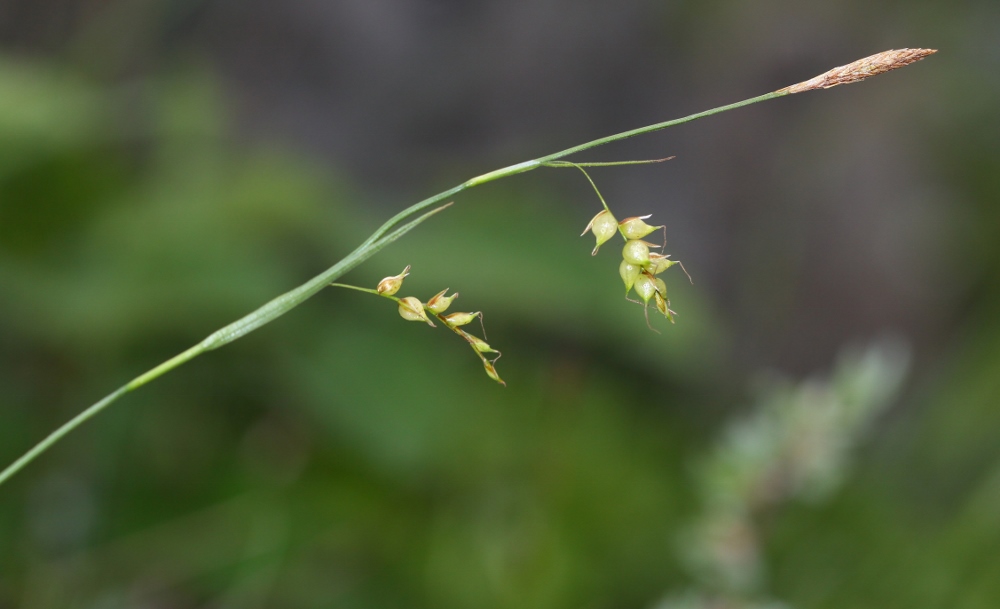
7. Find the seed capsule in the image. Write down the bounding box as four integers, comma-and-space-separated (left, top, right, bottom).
398, 296, 435, 326
654, 291, 674, 323
619, 215, 663, 240
377, 265, 411, 296
427, 289, 459, 313
619, 260, 641, 293
582, 209, 618, 255
464, 333, 498, 354
654, 290, 667, 314
623, 240, 657, 267
633, 273, 657, 303
654, 277, 667, 296
443, 311, 480, 327
648, 253, 676, 275
483, 360, 506, 386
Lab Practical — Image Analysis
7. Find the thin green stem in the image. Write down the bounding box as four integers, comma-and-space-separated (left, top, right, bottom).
536, 91, 785, 163
563, 162, 611, 213
1, 89, 790, 488
0, 344, 202, 487
329, 283, 384, 298
542, 157, 674, 168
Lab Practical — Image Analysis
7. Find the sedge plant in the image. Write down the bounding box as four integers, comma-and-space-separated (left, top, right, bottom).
0, 48, 936, 488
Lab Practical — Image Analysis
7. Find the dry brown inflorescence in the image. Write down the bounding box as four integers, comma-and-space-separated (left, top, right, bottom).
778, 48, 937, 94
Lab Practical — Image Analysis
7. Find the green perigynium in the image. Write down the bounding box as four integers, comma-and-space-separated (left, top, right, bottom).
377, 265, 410, 295
653, 276, 667, 296
582, 209, 618, 255
619, 215, 663, 240
619, 260, 641, 293
622, 239, 655, 266
443, 311, 480, 327
483, 360, 503, 384
463, 332, 498, 355
426, 289, 459, 314
654, 291, 675, 323
648, 253, 676, 275
633, 272, 657, 302
397, 296, 435, 326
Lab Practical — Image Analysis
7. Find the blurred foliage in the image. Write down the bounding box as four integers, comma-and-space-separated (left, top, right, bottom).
2, 15, 1000, 609
0, 59, 703, 609
659, 342, 909, 609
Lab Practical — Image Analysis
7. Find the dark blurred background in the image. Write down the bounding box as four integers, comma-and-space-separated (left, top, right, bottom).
2, 1, 999, 608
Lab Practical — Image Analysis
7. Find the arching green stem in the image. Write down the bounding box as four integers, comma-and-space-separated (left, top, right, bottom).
554, 161, 613, 213
542, 157, 674, 168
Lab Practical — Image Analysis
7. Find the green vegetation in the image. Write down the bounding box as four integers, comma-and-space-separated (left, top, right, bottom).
4, 43, 1000, 609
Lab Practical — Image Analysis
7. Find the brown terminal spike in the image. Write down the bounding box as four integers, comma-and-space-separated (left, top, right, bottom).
777, 49, 937, 94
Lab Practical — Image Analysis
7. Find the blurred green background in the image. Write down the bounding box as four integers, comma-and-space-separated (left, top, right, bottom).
2, 1, 1000, 608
